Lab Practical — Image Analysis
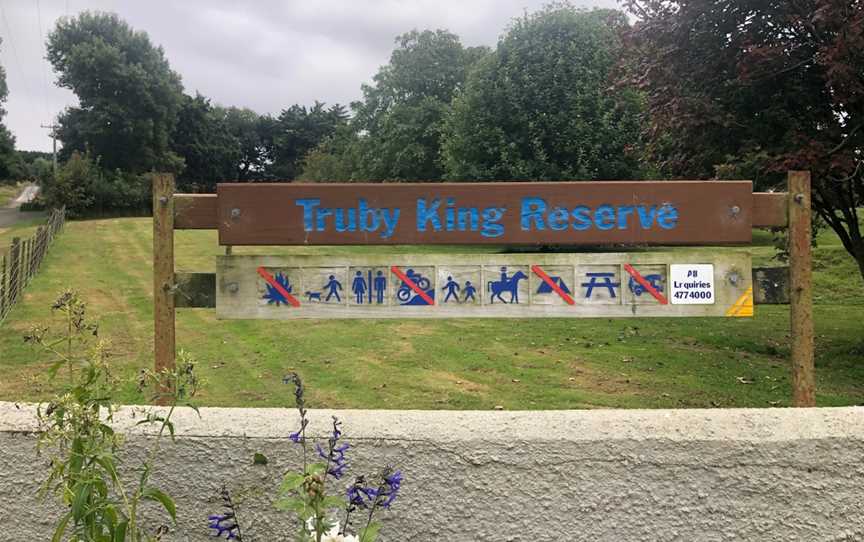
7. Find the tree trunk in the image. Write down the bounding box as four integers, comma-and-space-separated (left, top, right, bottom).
856, 249, 864, 287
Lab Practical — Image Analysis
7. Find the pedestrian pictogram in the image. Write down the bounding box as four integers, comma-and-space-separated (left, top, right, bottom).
442, 276, 461, 303
323, 274, 343, 302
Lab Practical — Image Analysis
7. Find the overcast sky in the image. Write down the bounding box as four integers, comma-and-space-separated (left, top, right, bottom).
0, 0, 620, 152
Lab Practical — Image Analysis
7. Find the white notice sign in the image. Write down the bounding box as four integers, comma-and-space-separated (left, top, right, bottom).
670, 264, 715, 304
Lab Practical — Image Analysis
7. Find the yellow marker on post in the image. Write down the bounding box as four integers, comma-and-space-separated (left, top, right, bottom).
726, 287, 754, 317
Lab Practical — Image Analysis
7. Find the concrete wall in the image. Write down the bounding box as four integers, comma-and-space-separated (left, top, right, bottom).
2, 401, 863, 541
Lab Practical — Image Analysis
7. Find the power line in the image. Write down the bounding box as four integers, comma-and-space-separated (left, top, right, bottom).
36, 0, 52, 120
0, 1, 40, 116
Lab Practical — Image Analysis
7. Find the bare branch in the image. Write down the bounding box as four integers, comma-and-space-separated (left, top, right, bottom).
827, 123, 864, 156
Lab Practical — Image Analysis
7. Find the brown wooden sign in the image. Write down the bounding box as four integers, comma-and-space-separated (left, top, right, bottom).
216, 181, 753, 246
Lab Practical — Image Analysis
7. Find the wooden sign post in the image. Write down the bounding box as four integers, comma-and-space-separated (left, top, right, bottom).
788, 171, 814, 406
153, 173, 176, 394
155, 173, 815, 406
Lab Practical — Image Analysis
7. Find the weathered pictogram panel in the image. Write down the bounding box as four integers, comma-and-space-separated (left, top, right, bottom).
216, 252, 752, 319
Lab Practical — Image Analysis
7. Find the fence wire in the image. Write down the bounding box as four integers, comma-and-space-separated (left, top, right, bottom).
0, 207, 66, 324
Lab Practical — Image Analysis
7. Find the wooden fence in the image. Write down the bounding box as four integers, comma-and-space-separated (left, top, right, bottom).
0, 208, 66, 324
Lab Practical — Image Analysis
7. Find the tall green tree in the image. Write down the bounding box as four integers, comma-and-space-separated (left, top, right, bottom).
172, 93, 239, 190
298, 124, 362, 181
218, 106, 274, 181
326, 29, 488, 181
441, 6, 644, 181
267, 102, 347, 179
619, 0, 864, 282
0, 37, 19, 181
47, 12, 184, 173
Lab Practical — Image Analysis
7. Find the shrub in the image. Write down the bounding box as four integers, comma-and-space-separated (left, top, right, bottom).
42, 152, 151, 217
27, 289, 199, 541
41, 152, 98, 216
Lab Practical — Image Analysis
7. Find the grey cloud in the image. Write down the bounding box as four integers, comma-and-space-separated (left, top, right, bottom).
1, 0, 620, 152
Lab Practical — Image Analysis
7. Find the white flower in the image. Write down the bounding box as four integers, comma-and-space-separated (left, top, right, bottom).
305, 519, 359, 542
321, 526, 359, 542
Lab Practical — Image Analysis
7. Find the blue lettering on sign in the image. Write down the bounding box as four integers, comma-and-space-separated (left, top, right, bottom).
521, 197, 547, 230
657, 204, 678, 229
294, 196, 680, 238
296, 198, 399, 239
572, 206, 592, 231
417, 198, 442, 232
594, 205, 616, 231
295, 198, 321, 232
480, 207, 505, 237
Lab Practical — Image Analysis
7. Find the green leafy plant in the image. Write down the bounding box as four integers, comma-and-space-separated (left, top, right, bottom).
276, 373, 401, 542
27, 289, 199, 541
209, 373, 402, 542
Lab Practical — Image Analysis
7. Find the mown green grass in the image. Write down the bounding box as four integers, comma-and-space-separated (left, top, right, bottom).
0, 217, 862, 409
0, 183, 22, 207
0, 217, 48, 252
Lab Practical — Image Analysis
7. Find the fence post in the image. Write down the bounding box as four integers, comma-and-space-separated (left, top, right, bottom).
20, 239, 27, 287
788, 171, 815, 407
36, 226, 45, 267
153, 174, 176, 397
0, 254, 6, 318
24, 239, 31, 284
9, 237, 20, 304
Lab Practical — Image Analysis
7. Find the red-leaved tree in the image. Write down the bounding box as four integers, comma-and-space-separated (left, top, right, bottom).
619, 0, 864, 282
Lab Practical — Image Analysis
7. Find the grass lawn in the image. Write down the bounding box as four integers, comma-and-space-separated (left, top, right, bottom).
0, 216, 49, 251
0, 183, 22, 207
0, 217, 862, 409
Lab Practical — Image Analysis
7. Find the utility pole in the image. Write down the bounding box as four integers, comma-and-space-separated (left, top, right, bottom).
40, 123, 59, 176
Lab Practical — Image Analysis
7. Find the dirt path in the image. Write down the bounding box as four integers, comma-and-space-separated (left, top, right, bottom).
0, 183, 43, 228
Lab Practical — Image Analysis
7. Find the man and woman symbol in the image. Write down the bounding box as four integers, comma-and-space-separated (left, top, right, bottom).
352, 270, 387, 304
315, 271, 387, 304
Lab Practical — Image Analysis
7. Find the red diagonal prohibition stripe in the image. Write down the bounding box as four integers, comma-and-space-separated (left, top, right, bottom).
531, 265, 575, 305
623, 264, 668, 305
390, 266, 435, 305
257, 267, 301, 307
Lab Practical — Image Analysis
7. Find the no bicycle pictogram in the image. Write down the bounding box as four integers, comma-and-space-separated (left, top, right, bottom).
391, 266, 435, 305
